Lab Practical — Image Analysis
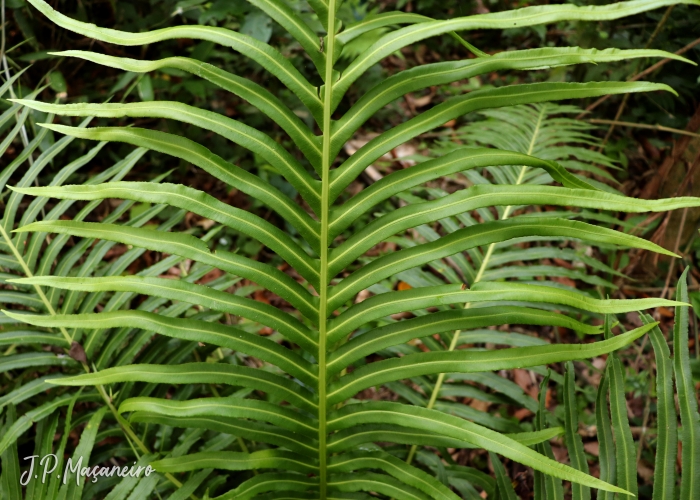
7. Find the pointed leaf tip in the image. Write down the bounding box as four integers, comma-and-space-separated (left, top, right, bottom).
7, 185, 42, 197
37, 123, 74, 133
1, 310, 27, 321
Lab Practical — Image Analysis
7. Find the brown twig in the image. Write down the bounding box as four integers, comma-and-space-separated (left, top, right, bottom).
676, 148, 700, 198
599, 94, 631, 151
577, 35, 700, 119
587, 119, 700, 140
648, 146, 700, 269
598, 5, 675, 150
640, 105, 700, 200
622, 284, 700, 293
658, 207, 688, 305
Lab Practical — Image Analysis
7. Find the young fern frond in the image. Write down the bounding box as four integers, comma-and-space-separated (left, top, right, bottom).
3, 0, 700, 498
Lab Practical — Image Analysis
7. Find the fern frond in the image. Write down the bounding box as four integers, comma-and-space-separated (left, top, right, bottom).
3, 0, 700, 497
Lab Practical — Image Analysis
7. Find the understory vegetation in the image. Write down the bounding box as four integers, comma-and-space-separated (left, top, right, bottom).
1, 0, 700, 499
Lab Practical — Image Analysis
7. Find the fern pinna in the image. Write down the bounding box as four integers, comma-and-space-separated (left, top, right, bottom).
2, 0, 700, 498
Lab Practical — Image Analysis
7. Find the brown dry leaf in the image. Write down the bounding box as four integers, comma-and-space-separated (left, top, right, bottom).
580, 358, 606, 386
68, 342, 88, 364
258, 327, 274, 336
470, 399, 490, 412
657, 306, 674, 318
592, 356, 607, 369
513, 408, 533, 421
355, 289, 372, 304
640, 136, 662, 161
198, 268, 223, 284
363, 165, 383, 183
638, 461, 654, 482
344, 133, 384, 157
584, 441, 599, 456
345, 136, 417, 183
195, 218, 216, 230
551, 446, 568, 462
513, 369, 538, 399
390, 311, 413, 320
406, 92, 434, 109
166, 266, 181, 277
552, 258, 575, 269
552, 276, 577, 288
392, 143, 417, 168
579, 424, 597, 438
626, 312, 643, 327
474, 0, 490, 13
103, 244, 129, 260
254, 290, 271, 305
412, 94, 434, 108
397, 281, 412, 291
381, 241, 397, 253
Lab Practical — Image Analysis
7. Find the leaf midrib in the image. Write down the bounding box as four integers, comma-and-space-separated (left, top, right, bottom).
317, 1, 339, 495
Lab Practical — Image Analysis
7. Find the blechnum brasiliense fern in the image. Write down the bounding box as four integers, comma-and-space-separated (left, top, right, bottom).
2, 0, 700, 498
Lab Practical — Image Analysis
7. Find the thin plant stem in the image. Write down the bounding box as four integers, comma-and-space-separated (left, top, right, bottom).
635, 378, 653, 465
318, 2, 338, 496
659, 207, 688, 303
